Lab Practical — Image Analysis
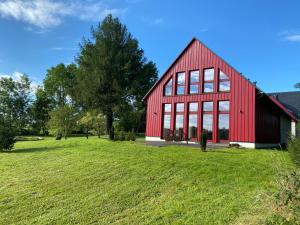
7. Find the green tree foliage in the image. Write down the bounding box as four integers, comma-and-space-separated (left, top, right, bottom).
0, 116, 16, 151
0, 75, 31, 134
79, 110, 106, 138
47, 105, 77, 139
44, 63, 77, 107
294, 82, 300, 90
30, 87, 52, 135
76, 14, 157, 140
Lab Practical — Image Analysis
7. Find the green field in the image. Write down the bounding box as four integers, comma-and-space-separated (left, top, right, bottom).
0, 137, 292, 225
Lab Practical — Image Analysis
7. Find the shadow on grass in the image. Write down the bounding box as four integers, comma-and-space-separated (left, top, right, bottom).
2, 146, 65, 154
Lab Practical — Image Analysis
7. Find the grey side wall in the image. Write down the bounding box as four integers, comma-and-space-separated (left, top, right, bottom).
280, 115, 291, 144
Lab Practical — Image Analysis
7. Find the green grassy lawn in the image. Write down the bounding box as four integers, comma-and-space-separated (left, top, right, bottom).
0, 137, 293, 225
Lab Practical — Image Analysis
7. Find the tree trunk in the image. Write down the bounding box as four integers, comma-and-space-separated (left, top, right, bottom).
106, 110, 114, 140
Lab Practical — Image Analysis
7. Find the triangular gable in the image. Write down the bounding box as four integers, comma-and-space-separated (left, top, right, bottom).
143, 37, 256, 101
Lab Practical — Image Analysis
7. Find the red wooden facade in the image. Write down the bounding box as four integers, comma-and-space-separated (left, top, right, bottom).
143, 38, 297, 147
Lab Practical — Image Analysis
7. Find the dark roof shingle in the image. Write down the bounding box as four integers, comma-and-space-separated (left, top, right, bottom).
268, 91, 300, 119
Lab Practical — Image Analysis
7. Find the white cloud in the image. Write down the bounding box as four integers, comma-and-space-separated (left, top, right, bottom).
0, 0, 125, 30
51, 47, 78, 51
284, 34, 300, 42
0, 71, 41, 92
278, 30, 300, 42
152, 18, 163, 25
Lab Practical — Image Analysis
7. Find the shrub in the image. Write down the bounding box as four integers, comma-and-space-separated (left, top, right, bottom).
114, 131, 136, 142
288, 138, 300, 167
0, 121, 16, 151
265, 170, 300, 225
200, 133, 207, 152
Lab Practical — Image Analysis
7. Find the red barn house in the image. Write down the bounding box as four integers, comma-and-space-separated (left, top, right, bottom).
143, 38, 298, 148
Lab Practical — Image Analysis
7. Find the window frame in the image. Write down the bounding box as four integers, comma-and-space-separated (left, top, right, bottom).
202, 101, 214, 140
218, 70, 230, 92
176, 72, 186, 95
218, 100, 230, 141
162, 103, 172, 139
188, 102, 199, 141
189, 70, 200, 94
203, 68, 215, 93
164, 78, 173, 96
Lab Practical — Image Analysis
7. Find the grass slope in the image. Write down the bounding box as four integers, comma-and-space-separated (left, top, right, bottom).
0, 137, 292, 225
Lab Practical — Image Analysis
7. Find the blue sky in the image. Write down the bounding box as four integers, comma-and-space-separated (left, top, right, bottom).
0, 0, 300, 92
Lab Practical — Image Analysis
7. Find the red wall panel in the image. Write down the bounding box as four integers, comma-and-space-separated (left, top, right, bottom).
145, 39, 256, 143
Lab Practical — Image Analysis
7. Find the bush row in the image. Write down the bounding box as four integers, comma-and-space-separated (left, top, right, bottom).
114, 131, 136, 141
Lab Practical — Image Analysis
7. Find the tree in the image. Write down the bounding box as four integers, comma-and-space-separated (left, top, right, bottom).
295, 83, 300, 90
78, 110, 106, 138
76, 14, 158, 139
44, 63, 77, 107
0, 75, 32, 134
47, 106, 77, 139
30, 87, 52, 135
0, 116, 16, 151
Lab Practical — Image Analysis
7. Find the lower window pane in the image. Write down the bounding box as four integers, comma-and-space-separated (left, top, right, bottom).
175, 114, 184, 141
218, 114, 229, 140
177, 86, 185, 95
219, 81, 230, 92
189, 84, 198, 94
204, 83, 214, 92
188, 114, 198, 139
163, 115, 171, 138
203, 114, 213, 140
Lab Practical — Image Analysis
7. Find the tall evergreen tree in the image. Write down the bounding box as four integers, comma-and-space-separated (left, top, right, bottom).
76, 15, 157, 139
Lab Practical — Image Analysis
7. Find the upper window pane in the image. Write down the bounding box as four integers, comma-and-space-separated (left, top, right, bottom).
219, 71, 229, 80
219, 81, 230, 92
203, 101, 213, 111
189, 102, 198, 112
204, 68, 214, 81
176, 103, 184, 112
177, 72, 185, 85
219, 101, 230, 111
164, 104, 171, 113
190, 70, 199, 83
204, 83, 214, 93
164, 79, 172, 96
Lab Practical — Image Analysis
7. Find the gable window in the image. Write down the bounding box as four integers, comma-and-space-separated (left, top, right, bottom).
164, 78, 173, 96
219, 70, 230, 92
203, 68, 214, 93
189, 70, 200, 94
218, 101, 230, 140
176, 72, 185, 95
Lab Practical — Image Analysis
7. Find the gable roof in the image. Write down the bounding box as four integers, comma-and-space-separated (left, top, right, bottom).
142, 37, 297, 122
268, 91, 300, 119
143, 37, 257, 101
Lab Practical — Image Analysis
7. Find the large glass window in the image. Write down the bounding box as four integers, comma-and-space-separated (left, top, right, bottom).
219, 70, 230, 92
164, 78, 173, 96
218, 100, 230, 140
203, 114, 213, 140
174, 102, 185, 141
176, 72, 185, 95
189, 70, 199, 94
188, 102, 198, 140
163, 103, 172, 139
203, 68, 214, 93
218, 114, 229, 140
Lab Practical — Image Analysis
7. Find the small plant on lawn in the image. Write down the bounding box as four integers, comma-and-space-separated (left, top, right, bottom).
200, 132, 208, 152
